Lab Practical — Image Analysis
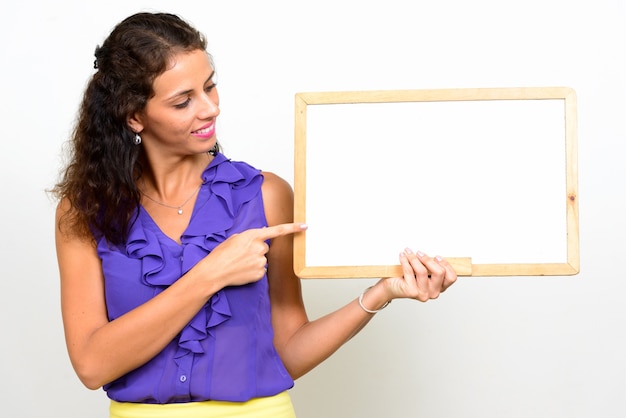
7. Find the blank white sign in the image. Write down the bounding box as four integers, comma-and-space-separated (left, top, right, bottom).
294, 88, 578, 277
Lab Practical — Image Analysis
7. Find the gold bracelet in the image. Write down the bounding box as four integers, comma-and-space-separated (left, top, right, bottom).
358, 286, 391, 314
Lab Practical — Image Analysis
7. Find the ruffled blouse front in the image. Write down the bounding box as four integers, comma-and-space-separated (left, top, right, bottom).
96, 153, 294, 403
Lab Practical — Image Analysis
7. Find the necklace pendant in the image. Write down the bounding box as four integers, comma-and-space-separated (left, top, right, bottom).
177, 208, 183, 215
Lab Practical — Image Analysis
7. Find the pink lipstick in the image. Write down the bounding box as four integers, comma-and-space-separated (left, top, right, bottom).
192, 121, 215, 139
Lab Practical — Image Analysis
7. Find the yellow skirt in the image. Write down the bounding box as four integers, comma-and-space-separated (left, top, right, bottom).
109, 391, 296, 418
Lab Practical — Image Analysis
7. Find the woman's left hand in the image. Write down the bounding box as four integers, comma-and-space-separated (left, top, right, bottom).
384, 248, 457, 302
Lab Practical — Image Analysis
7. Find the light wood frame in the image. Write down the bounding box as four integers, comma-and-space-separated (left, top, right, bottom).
293, 87, 579, 278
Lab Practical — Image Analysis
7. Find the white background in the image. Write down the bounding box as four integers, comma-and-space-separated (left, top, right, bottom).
1, 1, 624, 417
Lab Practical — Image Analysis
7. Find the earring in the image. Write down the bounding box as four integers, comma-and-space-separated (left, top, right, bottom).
134, 133, 142, 145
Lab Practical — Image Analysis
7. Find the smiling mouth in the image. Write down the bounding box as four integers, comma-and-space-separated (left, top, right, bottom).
191, 122, 215, 137
193, 123, 213, 135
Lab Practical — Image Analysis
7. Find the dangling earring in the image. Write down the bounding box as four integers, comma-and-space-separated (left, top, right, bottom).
208, 143, 219, 156
134, 133, 142, 145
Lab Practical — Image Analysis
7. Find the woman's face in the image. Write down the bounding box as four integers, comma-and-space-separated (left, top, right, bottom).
129, 49, 220, 157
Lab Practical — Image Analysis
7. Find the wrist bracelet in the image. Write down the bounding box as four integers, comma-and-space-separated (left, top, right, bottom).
358, 286, 391, 314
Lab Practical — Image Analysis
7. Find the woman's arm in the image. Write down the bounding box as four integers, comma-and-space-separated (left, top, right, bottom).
56, 198, 228, 389
56, 199, 301, 389
262, 172, 457, 379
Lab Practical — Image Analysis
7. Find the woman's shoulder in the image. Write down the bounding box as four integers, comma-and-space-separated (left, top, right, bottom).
260, 171, 294, 226
260, 171, 291, 190
55, 197, 93, 243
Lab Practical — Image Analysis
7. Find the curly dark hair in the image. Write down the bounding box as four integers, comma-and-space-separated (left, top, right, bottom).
53, 12, 209, 245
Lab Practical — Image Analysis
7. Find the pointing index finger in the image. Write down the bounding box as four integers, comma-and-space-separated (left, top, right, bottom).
256, 223, 308, 240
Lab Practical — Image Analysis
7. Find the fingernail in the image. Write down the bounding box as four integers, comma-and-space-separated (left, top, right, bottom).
404, 247, 414, 255
435, 255, 443, 262
299, 223, 308, 230
416, 250, 426, 257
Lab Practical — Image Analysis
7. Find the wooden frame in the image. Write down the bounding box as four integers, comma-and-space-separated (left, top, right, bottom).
293, 87, 579, 278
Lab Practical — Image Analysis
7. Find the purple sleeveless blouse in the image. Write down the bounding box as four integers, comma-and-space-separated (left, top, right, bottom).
95, 153, 294, 403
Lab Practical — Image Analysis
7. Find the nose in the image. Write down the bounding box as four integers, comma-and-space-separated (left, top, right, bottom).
198, 91, 220, 119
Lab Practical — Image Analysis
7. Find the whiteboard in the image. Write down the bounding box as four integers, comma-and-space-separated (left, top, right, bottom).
293, 88, 579, 278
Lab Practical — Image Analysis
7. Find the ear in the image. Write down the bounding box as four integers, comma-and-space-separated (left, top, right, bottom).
127, 112, 144, 134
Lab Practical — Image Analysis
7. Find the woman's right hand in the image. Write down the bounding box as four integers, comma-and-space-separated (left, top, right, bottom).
196, 223, 308, 288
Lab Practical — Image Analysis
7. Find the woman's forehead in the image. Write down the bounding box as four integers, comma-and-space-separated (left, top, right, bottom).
152, 50, 213, 96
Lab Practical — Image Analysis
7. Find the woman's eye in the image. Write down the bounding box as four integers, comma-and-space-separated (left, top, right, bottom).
174, 98, 191, 109
205, 83, 217, 93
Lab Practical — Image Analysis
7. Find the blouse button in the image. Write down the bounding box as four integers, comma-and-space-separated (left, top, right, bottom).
179, 375, 187, 382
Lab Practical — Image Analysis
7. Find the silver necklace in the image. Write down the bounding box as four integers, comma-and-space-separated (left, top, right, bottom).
140, 183, 202, 215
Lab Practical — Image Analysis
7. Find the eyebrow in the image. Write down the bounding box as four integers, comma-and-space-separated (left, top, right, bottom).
166, 70, 216, 101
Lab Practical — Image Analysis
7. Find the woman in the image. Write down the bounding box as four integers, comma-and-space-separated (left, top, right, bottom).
53, 12, 457, 417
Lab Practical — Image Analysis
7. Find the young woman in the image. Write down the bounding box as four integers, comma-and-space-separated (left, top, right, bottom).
53, 12, 457, 418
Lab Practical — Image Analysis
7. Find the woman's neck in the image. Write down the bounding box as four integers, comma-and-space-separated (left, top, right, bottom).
139, 152, 211, 201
